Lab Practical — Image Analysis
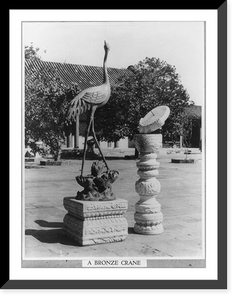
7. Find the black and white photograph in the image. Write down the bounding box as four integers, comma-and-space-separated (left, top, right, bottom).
23, 19, 205, 267
7, 5, 229, 290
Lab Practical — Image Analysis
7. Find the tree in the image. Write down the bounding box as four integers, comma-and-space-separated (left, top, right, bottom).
25, 43, 40, 60
25, 45, 79, 160
95, 57, 193, 146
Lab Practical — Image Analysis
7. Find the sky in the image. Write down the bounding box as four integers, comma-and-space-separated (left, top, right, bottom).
23, 21, 204, 105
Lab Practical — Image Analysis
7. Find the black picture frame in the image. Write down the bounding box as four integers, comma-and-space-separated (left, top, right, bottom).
5, 2, 227, 289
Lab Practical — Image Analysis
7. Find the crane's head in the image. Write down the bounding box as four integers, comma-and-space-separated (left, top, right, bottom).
104, 40, 110, 51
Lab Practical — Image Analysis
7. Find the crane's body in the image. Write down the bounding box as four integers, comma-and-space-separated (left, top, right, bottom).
67, 41, 111, 176
67, 82, 111, 119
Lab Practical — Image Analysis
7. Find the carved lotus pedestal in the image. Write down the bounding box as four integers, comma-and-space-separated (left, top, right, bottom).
63, 197, 128, 246
133, 134, 163, 235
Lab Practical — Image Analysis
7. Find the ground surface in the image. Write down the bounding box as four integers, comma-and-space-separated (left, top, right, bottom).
24, 150, 204, 267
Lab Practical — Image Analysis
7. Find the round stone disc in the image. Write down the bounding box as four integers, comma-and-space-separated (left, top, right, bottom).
138, 105, 170, 133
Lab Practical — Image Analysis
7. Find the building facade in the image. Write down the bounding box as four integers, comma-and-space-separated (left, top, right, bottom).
25, 59, 202, 153
184, 105, 202, 149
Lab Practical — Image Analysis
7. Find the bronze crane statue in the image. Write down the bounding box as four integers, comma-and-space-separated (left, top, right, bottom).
67, 41, 111, 176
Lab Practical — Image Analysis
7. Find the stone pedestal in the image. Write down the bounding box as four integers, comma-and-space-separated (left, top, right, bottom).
63, 197, 128, 246
133, 134, 163, 235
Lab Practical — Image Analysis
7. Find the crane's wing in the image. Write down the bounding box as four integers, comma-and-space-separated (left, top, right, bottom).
81, 90, 105, 104
67, 89, 107, 121
67, 93, 90, 121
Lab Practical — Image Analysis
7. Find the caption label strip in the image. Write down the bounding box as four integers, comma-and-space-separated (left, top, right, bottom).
82, 259, 147, 267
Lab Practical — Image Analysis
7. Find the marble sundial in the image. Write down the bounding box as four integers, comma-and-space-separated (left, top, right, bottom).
138, 105, 170, 134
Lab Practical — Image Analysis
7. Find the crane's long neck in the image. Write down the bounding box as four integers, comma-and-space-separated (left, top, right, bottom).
103, 49, 109, 84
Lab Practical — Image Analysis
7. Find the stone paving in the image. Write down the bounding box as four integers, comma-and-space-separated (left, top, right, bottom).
24, 151, 204, 266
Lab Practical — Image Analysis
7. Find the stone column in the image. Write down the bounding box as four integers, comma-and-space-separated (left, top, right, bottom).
180, 135, 183, 148
75, 115, 79, 148
71, 134, 74, 148
133, 134, 163, 235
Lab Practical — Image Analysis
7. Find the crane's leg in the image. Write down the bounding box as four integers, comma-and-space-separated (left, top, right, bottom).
81, 113, 93, 176
91, 114, 109, 171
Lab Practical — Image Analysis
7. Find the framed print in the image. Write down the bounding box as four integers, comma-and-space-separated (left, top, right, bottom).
6, 3, 227, 289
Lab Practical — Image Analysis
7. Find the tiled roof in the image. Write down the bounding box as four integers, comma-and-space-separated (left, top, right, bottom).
25, 59, 201, 125
25, 59, 132, 91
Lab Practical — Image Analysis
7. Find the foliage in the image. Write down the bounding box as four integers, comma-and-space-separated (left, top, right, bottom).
95, 57, 194, 144
25, 48, 194, 158
25, 43, 40, 60
25, 45, 80, 160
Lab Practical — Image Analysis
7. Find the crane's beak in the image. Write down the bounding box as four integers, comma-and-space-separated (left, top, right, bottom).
104, 40, 110, 51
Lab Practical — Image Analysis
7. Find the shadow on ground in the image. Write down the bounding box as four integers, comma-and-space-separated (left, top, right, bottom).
25, 228, 80, 246
128, 227, 135, 234
26, 221, 137, 248
35, 220, 63, 228
25, 220, 79, 247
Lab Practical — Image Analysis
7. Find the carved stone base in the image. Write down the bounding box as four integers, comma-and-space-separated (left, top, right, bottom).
134, 197, 164, 234
134, 222, 163, 235
63, 197, 128, 246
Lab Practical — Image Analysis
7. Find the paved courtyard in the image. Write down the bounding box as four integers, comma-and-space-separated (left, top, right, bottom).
24, 151, 204, 267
